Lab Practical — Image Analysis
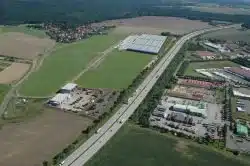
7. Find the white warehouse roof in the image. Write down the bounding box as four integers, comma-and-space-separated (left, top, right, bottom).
61, 83, 77, 91
119, 34, 167, 54
50, 93, 71, 104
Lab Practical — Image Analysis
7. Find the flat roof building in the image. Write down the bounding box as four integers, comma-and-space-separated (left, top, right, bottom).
48, 93, 71, 106
119, 34, 167, 54
172, 104, 207, 118
236, 124, 248, 136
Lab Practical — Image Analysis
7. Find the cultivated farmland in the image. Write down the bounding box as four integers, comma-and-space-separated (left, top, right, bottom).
184, 61, 240, 77
0, 63, 30, 84
0, 32, 55, 60
0, 108, 92, 166
102, 16, 213, 35
76, 50, 153, 89
201, 28, 250, 42
187, 6, 250, 15
85, 124, 249, 166
19, 34, 123, 96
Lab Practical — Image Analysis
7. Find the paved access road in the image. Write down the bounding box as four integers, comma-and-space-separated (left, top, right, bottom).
62, 25, 239, 166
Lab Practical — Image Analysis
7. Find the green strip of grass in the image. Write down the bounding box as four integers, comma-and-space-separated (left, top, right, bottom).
0, 85, 10, 104
85, 124, 249, 166
20, 34, 123, 96
76, 50, 153, 89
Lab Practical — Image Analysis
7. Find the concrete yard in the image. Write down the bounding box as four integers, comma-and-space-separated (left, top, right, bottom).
150, 96, 224, 139
0, 109, 92, 166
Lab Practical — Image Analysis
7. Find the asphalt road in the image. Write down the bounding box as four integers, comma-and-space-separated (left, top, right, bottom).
62, 25, 239, 166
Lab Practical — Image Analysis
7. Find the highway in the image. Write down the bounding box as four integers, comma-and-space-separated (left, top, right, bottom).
62, 25, 238, 166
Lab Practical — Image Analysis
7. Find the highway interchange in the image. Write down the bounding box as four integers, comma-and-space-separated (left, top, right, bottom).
62, 25, 238, 166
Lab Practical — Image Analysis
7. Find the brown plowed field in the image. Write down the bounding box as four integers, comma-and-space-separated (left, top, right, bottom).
100, 16, 212, 35
0, 109, 92, 166
0, 32, 55, 59
0, 63, 30, 84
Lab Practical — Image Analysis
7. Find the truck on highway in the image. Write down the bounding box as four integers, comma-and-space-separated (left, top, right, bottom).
96, 128, 101, 134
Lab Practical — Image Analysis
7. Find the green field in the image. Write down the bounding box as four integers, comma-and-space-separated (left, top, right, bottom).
202, 28, 250, 42
0, 85, 10, 104
0, 25, 47, 38
86, 124, 249, 166
184, 60, 239, 77
76, 50, 153, 89
19, 34, 123, 96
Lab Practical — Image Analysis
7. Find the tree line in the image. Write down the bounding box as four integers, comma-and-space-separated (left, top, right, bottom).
1, 0, 250, 26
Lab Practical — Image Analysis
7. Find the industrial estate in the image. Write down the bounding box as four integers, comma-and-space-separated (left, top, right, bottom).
1, 2, 250, 166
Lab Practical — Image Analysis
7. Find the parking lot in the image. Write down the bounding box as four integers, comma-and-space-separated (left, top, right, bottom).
150, 96, 224, 139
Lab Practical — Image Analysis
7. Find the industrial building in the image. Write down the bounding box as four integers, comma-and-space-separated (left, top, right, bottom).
236, 123, 248, 136
58, 83, 77, 93
119, 34, 167, 54
225, 67, 250, 81
172, 103, 207, 118
48, 93, 71, 106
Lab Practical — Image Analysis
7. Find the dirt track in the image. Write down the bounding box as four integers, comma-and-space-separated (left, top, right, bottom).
0, 63, 30, 84
0, 109, 92, 166
0, 32, 55, 60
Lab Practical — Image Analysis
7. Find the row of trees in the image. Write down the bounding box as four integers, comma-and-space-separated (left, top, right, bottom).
131, 46, 186, 127
2, 1, 250, 26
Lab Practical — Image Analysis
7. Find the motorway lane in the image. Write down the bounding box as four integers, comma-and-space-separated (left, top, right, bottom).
62, 25, 238, 166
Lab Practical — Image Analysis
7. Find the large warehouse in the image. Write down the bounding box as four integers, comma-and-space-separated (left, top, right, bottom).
172, 104, 207, 118
119, 34, 167, 54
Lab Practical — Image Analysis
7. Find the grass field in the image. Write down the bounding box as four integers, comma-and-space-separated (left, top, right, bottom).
19, 34, 123, 96
0, 84, 9, 104
202, 28, 250, 42
184, 61, 239, 77
76, 50, 153, 89
86, 124, 249, 166
0, 25, 47, 38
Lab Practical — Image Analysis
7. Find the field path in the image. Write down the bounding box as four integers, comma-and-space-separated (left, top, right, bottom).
0, 43, 58, 115
71, 41, 120, 82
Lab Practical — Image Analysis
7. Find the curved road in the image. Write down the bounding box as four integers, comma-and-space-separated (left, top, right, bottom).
62, 25, 239, 166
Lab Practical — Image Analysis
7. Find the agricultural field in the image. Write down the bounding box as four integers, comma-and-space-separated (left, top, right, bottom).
201, 28, 250, 43
86, 124, 249, 166
103, 16, 212, 35
76, 50, 153, 89
0, 85, 10, 104
184, 61, 239, 77
0, 25, 48, 38
0, 106, 92, 166
0, 63, 30, 84
187, 6, 250, 15
0, 32, 55, 60
19, 34, 124, 96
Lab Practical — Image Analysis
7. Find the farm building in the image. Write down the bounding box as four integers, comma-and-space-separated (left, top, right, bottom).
172, 104, 207, 118
58, 83, 77, 93
236, 124, 248, 136
48, 93, 71, 106
118, 34, 167, 54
